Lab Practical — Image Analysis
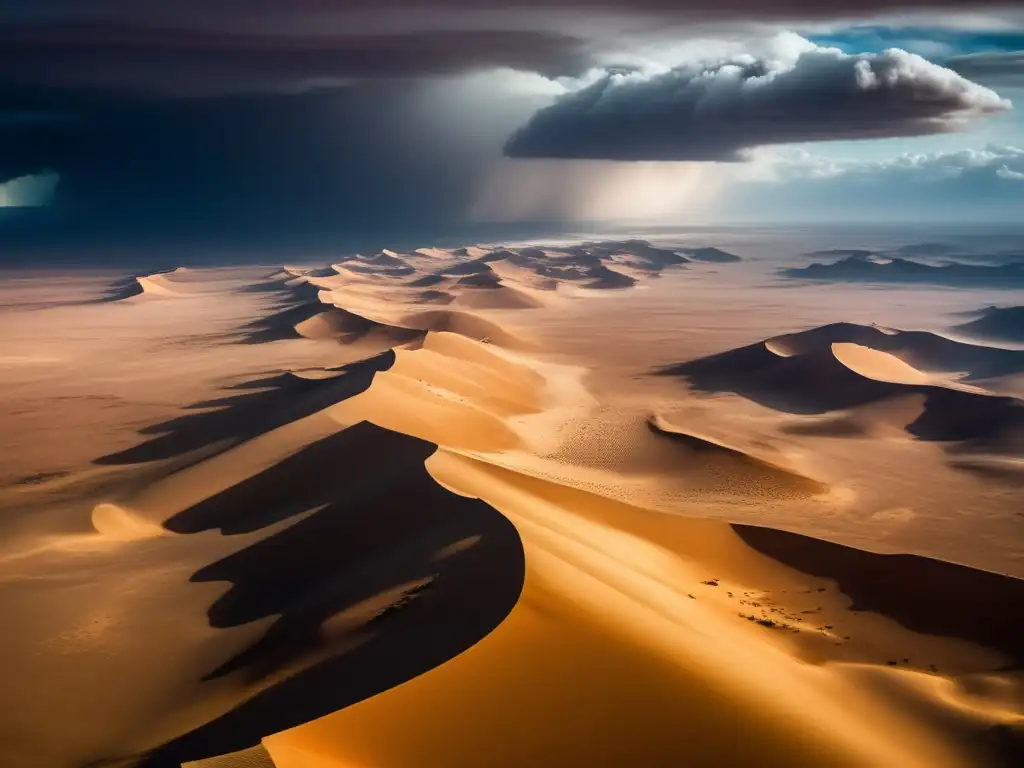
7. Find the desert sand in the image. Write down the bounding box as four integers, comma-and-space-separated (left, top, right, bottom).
0, 240, 1021, 768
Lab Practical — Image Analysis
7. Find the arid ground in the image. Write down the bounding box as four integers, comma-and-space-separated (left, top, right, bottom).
1, 235, 1022, 768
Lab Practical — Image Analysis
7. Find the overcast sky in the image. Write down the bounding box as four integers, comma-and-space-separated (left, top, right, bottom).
1, 0, 1022, 252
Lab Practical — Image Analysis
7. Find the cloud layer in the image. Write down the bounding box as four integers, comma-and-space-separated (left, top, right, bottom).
505, 39, 1012, 161
1, 3, 1021, 95
728, 144, 1024, 221
758, 144, 1024, 182
0, 24, 589, 95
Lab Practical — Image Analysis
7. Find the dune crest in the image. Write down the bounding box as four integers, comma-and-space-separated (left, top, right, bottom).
661, 322, 1024, 453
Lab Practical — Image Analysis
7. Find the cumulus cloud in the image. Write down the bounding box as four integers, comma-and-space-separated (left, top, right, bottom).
0, 172, 59, 207
504, 37, 1012, 161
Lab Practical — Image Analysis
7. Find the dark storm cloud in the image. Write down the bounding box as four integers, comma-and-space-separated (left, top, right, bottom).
1, 1, 1020, 95
8, 0, 1018, 23
948, 51, 1024, 87
0, 23, 588, 95
504, 47, 1011, 161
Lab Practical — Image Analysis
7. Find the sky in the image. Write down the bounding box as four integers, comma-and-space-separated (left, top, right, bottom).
1, 0, 1023, 255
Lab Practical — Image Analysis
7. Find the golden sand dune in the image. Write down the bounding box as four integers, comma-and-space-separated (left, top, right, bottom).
663, 322, 1024, 453
450, 281, 546, 310
0, 253, 1021, 768
131, 268, 263, 300
293, 308, 423, 347
266, 452, 1021, 768
832, 342, 947, 387
399, 309, 532, 348
647, 413, 828, 497
763, 322, 1024, 381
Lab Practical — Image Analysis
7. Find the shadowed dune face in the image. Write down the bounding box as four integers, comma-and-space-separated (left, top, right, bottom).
783, 253, 1024, 289
140, 422, 525, 768
733, 525, 1024, 666
659, 322, 1024, 451
646, 415, 828, 498
955, 306, 1024, 343
95, 352, 396, 465
682, 246, 742, 263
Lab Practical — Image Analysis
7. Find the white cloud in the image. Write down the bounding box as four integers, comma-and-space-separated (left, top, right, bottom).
996, 164, 1024, 180
725, 143, 1024, 222
749, 144, 1024, 182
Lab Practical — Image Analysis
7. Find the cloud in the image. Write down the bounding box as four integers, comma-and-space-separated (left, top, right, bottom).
0, 24, 590, 95
2, 3, 1022, 95
752, 144, 1024, 181
727, 144, 1024, 221
0, 172, 59, 207
7, 1, 1019, 24
948, 51, 1024, 87
504, 37, 1012, 161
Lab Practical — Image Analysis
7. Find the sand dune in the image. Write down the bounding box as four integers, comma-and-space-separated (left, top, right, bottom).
955, 306, 1024, 343
784, 253, 1024, 288
0, 252, 1021, 768
681, 246, 743, 263
648, 413, 828, 497
399, 309, 531, 348
335, 253, 417, 278
450, 277, 545, 310
266, 453, 1022, 768
662, 323, 1024, 451
762, 322, 1024, 380
406, 273, 449, 288
293, 308, 422, 346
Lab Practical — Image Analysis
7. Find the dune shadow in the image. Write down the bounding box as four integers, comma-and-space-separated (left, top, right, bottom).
733, 524, 1024, 665
780, 255, 1024, 289
139, 422, 525, 767
238, 299, 330, 343
953, 305, 1024, 344
658, 339, 903, 415
94, 352, 395, 465
656, 324, 1024, 447
81, 269, 176, 304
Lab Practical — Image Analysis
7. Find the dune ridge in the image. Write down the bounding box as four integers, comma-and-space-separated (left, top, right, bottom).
783, 253, 1024, 288
661, 322, 1024, 454
955, 306, 1024, 343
